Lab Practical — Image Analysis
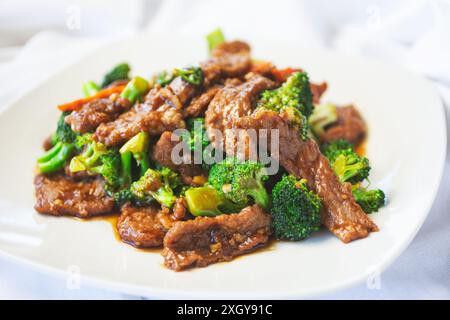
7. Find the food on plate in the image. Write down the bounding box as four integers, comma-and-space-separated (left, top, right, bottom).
34, 29, 386, 271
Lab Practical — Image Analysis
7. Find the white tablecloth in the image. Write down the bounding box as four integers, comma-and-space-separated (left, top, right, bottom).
0, 0, 448, 299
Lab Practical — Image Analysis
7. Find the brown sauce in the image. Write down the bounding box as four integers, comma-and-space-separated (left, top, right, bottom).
78, 214, 163, 253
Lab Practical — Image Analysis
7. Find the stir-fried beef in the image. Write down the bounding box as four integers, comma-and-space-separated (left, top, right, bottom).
184, 85, 221, 118
201, 41, 252, 85
310, 82, 328, 104
162, 204, 271, 271
34, 174, 114, 218
234, 109, 378, 242
168, 76, 198, 105
65, 97, 131, 134
118, 204, 166, 247
320, 105, 366, 145
117, 199, 187, 248
151, 131, 207, 186
94, 83, 189, 146
205, 73, 275, 153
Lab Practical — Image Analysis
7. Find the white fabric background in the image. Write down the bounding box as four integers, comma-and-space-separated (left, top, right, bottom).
0, 0, 448, 299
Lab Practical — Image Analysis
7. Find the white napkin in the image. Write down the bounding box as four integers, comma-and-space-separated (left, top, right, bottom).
0, 0, 449, 299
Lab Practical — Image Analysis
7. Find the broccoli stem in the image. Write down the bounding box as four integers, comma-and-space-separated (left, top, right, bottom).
37, 142, 62, 163
248, 187, 270, 209
119, 131, 150, 178
120, 151, 133, 186
82, 81, 100, 97
120, 77, 149, 104
139, 156, 150, 177
38, 143, 74, 173
206, 28, 225, 54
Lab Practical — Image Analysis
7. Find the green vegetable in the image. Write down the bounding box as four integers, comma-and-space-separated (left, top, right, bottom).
101, 63, 131, 88
174, 67, 203, 86
37, 112, 77, 173
69, 134, 131, 190
184, 186, 244, 216
208, 157, 270, 210
353, 187, 386, 214
322, 140, 370, 184
155, 70, 173, 87
271, 175, 322, 240
129, 167, 181, 208
120, 76, 149, 104
119, 132, 150, 177
185, 186, 223, 216
308, 103, 338, 136
156, 67, 204, 87
82, 81, 100, 97
184, 118, 209, 151
206, 28, 225, 54
258, 72, 313, 140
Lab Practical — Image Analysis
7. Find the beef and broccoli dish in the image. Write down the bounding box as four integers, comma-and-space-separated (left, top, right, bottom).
34, 29, 386, 271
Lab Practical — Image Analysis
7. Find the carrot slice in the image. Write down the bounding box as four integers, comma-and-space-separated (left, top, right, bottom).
271, 67, 303, 82
58, 84, 127, 112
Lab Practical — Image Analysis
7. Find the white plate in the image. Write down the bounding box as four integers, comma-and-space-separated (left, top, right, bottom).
0, 33, 446, 299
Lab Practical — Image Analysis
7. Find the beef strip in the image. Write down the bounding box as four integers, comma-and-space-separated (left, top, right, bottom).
93, 82, 190, 146
117, 199, 187, 248
65, 97, 131, 134
168, 76, 197, 105
34, 174, 114, 218
201, 41, 252, 85
184, 85, 221, 118
162, 204, 271, 271
320, 105, 366, 145
234, 109, 378, 243
151, 131, 207, 186
205, 73, 275, 153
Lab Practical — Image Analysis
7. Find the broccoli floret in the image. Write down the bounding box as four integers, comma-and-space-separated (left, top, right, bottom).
180, 117, 211, 168
129, 168, 180, 208
69, 134, 132, 190
174, 67, 203, 86
208, 157, 270, 210
113, 187, 154, 207
206, 28, 225, 54
119, 132, 150, 177
181, 118, 209, 151
55, 111, 78, 143
308, 103, 338, 136
271, 175, 322, 240
353, 187, 386, 214
101, 63, 131, 88
155, 67, 204, 87
321, 139, 354, 156
322, 140, 370, 184
184, 186, 244, 216
258, 72, 313, 139
259, 72, 313, 117
37, 112, 77, 173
